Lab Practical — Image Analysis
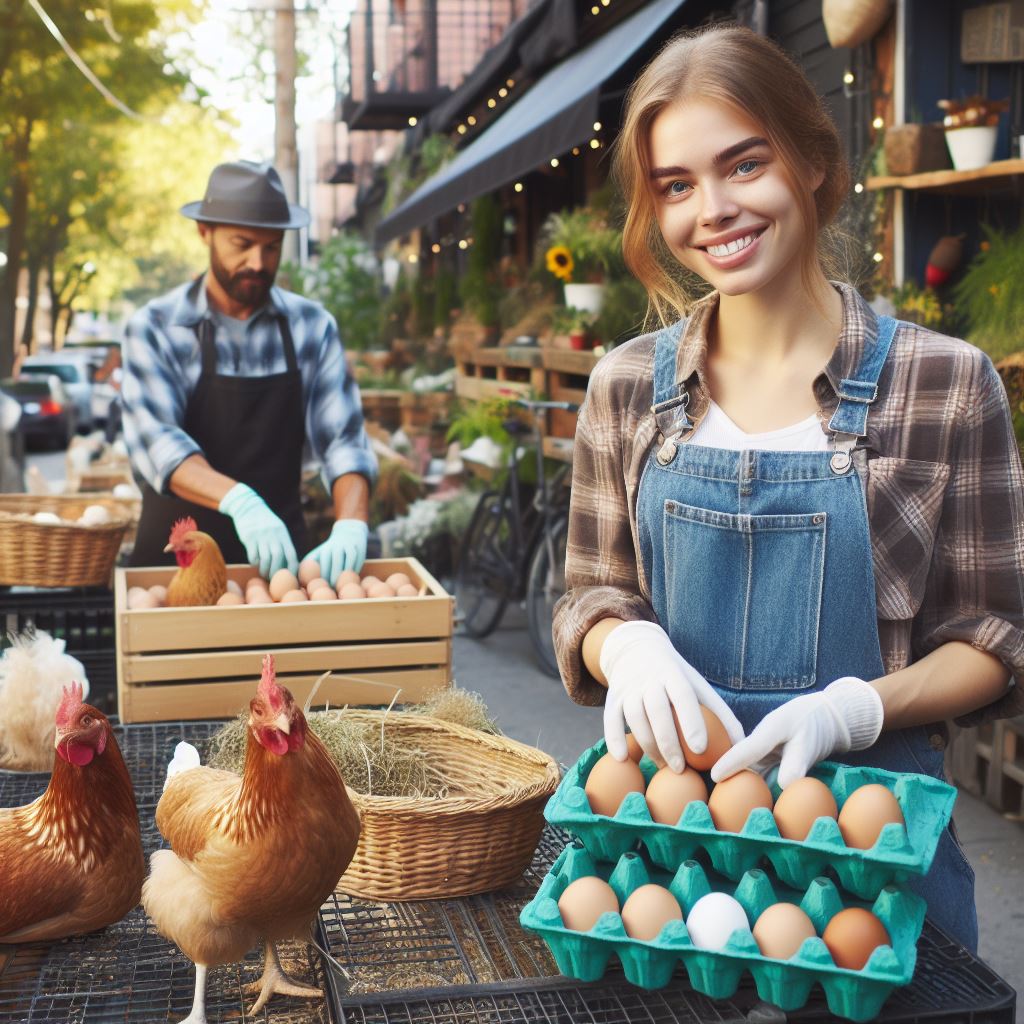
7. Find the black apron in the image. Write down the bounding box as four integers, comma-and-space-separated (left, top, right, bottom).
131, 314, 307, 566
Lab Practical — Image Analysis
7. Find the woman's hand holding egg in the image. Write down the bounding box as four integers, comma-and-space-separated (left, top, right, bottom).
710, 677, 884, 788
600, 621, 744, 773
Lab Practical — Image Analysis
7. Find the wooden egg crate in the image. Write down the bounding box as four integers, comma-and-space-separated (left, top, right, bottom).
114, 557, 452, 724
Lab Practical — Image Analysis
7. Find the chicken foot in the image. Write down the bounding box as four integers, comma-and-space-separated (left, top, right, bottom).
245, 940, 322, 1015
177, 963, 208, 1024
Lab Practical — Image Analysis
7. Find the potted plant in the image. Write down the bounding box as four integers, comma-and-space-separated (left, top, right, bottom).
550, 305, 595, 350
938, 95, 1009, 171
541, 207, 621, 314
953, 224, 1024, 364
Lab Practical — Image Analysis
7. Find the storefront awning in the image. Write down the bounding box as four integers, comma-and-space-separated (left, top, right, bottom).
375, 0, 687, 246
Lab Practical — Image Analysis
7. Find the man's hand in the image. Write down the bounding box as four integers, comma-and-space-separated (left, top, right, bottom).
303, 519, 369, 586
219, 482, 298, 579
710, 677, 884, 788
601, 621, 744, 772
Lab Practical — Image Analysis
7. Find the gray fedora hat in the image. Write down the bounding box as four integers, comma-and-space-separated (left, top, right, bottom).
181, 160, 310, 230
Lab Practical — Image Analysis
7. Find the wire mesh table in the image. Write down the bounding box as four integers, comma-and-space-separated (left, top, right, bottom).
0, 721, 1017, 1024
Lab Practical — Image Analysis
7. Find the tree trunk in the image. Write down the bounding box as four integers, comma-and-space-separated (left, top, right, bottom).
21, 256, 41, 352
0, 117, 33, 378
274, 0, 299, 266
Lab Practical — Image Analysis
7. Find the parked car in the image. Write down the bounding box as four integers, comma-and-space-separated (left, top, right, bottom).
0, 376, 78, 450
19, 353, 95, 432
1, 390, 24, 490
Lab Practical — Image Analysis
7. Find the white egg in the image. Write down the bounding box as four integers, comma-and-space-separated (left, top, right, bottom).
685, 892, 751, 951
78, 504, 112, 526
32, 511, 63, 525
112, 483, 138, 499
128, 588, 160, 609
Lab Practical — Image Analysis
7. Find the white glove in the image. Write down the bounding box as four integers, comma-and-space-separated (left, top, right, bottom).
710, 676, 884, 788
601, 620, 745, 773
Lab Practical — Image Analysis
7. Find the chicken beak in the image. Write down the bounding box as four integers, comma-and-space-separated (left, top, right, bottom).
273, 712, 291, 735
53, 726, 66, 751
163, 543, 174, 553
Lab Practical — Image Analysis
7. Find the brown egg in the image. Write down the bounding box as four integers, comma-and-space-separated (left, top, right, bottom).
148, 584, 168, 604
753, 902, 817, 960
338, 569, 362, 587
625, 733, 645, 763
216, 592, 245, 606
386, 572, 412, 590
556, 876, 620, 932
708, 770, 774, 833
584, 753, 646, 817
225, 579, 244, 598
128, 587, 160, 609
360, 574, 383, 590
822, 907, 891, 970
838, 784, 905, 850
620, 884, 683, 940
338, 582, 366, 600
673, 705, 732, 771
370, 582, 396, 598
246, 588, 273, 605
279, 589, 308, 603
269, 568, 300, 601
644, 765, 708, 825
310, 587, 338, 601
305, 578, 331, 594
773, 776, 839, 841
396, 583, 419, 597
297, 558, 322, 587
246, 576, 269, 593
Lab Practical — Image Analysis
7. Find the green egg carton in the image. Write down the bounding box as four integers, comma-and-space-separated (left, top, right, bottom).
519, 841, 926, 1022
544, 740, 956, 899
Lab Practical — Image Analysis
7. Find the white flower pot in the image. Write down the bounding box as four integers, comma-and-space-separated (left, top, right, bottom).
564, 283, 605, 314
945, 125, 998, 172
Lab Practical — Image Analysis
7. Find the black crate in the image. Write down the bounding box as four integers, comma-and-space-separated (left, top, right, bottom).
0, 587, 116, 715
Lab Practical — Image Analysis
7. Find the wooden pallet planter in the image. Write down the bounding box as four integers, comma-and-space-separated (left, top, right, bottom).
399, 390, 454, 431
948, 715, 1024, 816
360, 388, 404, 431
541, 349, 601, 439
115, 557, 452, 724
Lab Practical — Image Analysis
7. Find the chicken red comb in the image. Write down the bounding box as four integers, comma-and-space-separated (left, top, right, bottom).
168, 516, 198, 547
257, 653, 285, 712
55, 680, 85, 729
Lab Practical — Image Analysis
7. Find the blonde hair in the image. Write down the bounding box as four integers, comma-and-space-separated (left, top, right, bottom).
613, 24, 851, 325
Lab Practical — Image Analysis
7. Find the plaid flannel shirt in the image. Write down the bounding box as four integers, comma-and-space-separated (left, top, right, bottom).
553, 282, 1024, 730
122, 277, 377, 495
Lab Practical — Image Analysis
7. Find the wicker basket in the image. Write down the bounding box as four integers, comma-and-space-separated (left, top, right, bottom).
0, 495, 133, 587
336, 710, 560, 901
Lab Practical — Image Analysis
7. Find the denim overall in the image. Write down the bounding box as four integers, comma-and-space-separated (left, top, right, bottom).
637, 315, 977, 950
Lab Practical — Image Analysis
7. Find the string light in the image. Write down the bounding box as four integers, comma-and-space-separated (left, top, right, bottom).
571, 147, 580, 156
467, 115, 477, 125
457, 124, 467, 134
843, 71, 855, 85
591, 5, 599, 13
550, 157, 559, 167
514, 182, 523, 192
458, 203, 466, 213
854, 182, 864, 194
589, 138, 600, 149
498, 87, 508, 98
593, 121, 602, 131
431, 243, 441, 254
506, 78, 514, 88
487, 98, 496, 108
407, 116, 417, 126
458, 239, 468, 250
873, 252, 884, 263
407, 253, 418, 263
872, 116, 884, 129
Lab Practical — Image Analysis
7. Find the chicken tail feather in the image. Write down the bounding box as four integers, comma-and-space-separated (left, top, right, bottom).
165, 741, 201, 790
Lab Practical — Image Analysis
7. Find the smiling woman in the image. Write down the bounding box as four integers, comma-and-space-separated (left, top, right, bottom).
551, 24, 1024, 955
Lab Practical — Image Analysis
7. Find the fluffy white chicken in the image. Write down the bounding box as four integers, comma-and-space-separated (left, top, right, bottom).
0, 632, 90, 771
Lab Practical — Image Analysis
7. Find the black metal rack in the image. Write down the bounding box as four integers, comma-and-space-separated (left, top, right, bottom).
0, 587, 117, 715
1, 722, 1017, 1024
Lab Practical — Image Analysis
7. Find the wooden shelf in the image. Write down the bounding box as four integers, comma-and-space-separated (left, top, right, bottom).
867, 158, 1024, 197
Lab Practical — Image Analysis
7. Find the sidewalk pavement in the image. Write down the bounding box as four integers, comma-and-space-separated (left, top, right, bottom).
454, 607, 1023, 1019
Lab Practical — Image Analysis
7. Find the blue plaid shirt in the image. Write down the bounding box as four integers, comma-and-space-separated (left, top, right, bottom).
121, 277, 377, 494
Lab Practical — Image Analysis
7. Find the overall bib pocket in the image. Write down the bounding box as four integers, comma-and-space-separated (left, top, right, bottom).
663, 501, 827, 691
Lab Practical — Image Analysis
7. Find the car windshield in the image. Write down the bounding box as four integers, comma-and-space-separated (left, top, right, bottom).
22, 364, 82, 384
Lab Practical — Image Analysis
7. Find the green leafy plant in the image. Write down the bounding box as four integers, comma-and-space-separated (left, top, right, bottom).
590, 276, 650, 346
953, 224, 1024, 363
549, 305, 593, 335
540, 207, 622, 284
285, 233, 382, 351
461, 195, 503, 328
445, 397, 514, 449
888, 280, 957, 333
434, 265, 457, 330
380, 271, 412, 344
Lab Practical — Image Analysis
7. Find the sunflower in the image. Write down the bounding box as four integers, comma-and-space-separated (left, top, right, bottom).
546, 245, 574, 282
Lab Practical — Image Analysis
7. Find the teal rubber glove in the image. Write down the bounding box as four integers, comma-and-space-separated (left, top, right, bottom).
219, 482, 298, 580
303, 519, 369, 586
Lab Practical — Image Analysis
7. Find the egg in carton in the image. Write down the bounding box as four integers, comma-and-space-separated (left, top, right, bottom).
520, 842, 926, 1022
545, 740, 956, 899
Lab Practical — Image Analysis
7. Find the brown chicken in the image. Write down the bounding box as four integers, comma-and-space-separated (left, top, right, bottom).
143, 655, 360, 1023
165, 516, 228, 607
0, 682, 144, 942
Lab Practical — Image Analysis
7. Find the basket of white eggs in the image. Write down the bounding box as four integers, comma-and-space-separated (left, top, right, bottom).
0, 494, 133, 587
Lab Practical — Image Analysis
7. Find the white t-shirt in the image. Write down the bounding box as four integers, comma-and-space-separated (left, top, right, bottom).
688, 400, 830, 452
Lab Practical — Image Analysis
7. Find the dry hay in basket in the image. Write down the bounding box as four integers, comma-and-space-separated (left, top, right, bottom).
206, 688, 498, 799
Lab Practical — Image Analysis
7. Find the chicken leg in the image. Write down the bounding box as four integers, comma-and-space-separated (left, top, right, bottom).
245, 940, 322, 1015
177, 963, 208, 1024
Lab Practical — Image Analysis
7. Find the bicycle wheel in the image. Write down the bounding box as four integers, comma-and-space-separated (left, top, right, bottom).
455, 489, 513, 639
526, 515, 569, 678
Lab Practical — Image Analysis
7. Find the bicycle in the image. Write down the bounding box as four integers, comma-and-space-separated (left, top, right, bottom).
454, 398, 578, 678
